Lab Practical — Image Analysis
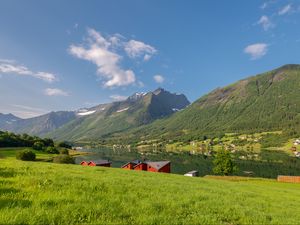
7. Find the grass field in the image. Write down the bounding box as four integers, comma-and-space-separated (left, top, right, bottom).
1, 148, 300, 224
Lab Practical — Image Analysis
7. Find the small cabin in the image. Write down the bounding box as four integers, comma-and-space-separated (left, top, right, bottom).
88, 160, 111, 167
80, 161, 89, 166
133, 162, 148, 171
146, 161, 171, 173
278, 175, 300, 183
184, 170, 199, 177
121, 162, 136, 170
121, 160, 142, 170
121, 160, 171, 173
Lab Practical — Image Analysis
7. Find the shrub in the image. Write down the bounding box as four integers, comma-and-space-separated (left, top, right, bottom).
57, 142, 72, 149
53, 155, 75, 164
46, 146, 59, 154
59, 148, 69, 155
16, 150, 36, 161
32, 141, 45, 151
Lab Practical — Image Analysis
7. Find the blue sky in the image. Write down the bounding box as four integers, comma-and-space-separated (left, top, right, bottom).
1, 0, 300, 118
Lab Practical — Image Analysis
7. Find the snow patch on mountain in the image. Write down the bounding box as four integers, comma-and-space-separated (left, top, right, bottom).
116, 107, 129, 113
77, 110, 96, 116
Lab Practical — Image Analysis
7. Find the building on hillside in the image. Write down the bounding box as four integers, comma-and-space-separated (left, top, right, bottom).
80, 161, 89, 166
290, 146, 297, 151
184, 170, 199, 177
121, 160, 171, 173
294, 139, 300, 145
88, 160, 111, 167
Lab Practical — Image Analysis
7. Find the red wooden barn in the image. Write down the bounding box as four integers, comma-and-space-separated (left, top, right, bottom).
122, 160, 171, 173
121, 160, 142, 170
80, 161, 89, 166
146, 161, 171, 173
122, 162, 137, 170
88, 160, 111, 167
133, 162, 148, 171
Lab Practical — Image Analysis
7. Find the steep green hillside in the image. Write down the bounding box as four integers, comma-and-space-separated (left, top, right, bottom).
116, 64, 300, 142
49, 88, 189, 141
0, 157, 300, 224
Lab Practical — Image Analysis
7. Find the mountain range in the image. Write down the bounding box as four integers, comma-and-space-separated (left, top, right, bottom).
1, 64, 300, 142
0, 88, 190, 140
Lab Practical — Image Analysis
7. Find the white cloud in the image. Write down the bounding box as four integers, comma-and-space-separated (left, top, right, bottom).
261, 2, 268, 9
244, 43, 268, 60
124, 40, 157, 61
110, 94, 127, 101
143, 54, 152, 61
44, 88, 69, 96
69, 28, 136, 87
278, 4, 292, 15
153, 74, 165, 83
0, 61, 57, 83
257, 15, 274, 31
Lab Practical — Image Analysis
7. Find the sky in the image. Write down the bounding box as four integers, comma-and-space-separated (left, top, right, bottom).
1, 0, 300, 118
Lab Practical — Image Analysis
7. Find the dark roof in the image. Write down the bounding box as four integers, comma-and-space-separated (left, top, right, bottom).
89, 160, 111, 165
146, 161, 170, 170
131, 159, 142, 164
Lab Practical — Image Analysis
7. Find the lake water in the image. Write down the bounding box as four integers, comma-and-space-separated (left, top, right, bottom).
74, 146, 213, 175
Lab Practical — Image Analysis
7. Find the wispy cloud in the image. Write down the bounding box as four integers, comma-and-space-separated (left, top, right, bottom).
278, 4, 292, 15
110, 94, 127, 101
0, 60, 57, 83
153, 74, 165, 83
244, 43, 268, 60
44, 88, 69, 96
124, 40, 157, 61
257, 15, 274, 31
69, 28, 136, 88
260, 0, 276, 10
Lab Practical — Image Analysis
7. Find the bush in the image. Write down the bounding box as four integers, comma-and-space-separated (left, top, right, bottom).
59, 148, 69, 155
53, 155, 75, 164
16, 150, 36, 161
32, 141, 45, 151
46, 146, 59, 154
57, 142, 72, 149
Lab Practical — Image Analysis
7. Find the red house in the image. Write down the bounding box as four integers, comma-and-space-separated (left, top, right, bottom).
146, 161, 171, 173
88, 160, 111, 167
122, 160, 171, 173
121, 160, 142, 170
80, 161, 89, 166
122, 162, 137, 170
133, 162, 148, 171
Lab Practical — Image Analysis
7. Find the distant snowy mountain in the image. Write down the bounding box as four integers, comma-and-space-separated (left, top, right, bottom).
0, 88, 190, 140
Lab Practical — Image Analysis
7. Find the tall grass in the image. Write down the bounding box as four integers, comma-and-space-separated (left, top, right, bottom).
0, 156, 300, 224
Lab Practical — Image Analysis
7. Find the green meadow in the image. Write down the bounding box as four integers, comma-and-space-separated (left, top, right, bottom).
1, 148, 300, 224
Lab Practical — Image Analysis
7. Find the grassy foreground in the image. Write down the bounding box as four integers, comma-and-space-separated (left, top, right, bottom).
1, 157, 300, 224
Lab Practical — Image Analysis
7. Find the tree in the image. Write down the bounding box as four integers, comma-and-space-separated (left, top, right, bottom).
57, 141, 72, 149
213, 149, 237, 175
32, 141, 45, 151
46, 146, 59, 154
